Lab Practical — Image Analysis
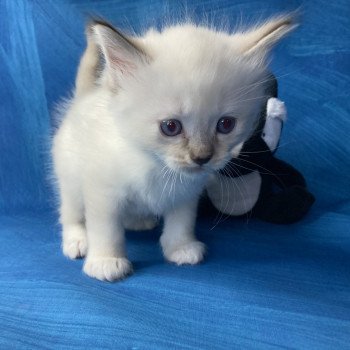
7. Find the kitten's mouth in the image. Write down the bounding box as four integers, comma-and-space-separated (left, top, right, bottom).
181, 165, 209, 175
169, 160, 211, 176
184, 167, 202, 173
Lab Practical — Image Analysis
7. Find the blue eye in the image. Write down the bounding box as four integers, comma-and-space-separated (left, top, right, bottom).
216, 117, 236, 134
160, 119, 182, 136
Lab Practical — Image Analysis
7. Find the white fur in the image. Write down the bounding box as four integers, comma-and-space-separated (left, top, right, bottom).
53, 15, 296, 281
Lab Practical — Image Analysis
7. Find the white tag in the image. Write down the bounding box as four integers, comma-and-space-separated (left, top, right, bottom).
262, 98, 287, 151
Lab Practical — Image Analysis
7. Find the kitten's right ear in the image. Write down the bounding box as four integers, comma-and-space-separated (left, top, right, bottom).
89, 19, 149, 90
238, 13, 298, 58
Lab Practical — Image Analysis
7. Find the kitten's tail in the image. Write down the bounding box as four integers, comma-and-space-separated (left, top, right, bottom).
74, 23, 100, 98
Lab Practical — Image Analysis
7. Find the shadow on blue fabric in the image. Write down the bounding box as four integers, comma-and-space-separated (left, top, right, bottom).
0, 0, 349, 348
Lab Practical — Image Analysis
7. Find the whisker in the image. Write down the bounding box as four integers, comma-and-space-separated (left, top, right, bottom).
235, 157, 287, 176
158, 166, 172, 208
228, 161, 272, 176
231, 158, 287, 188
222, 164, 251, 224
210, 172, 227, 230
232, 69, 299, 100
170, 170, 177, 207
211, 164, 251, 229
227, 69, 299, 106
162, 166, 170, 179
235, 94, 271, 104
211, 171, 225, 229
217, 170, 232, 225
240, 140, 298, 155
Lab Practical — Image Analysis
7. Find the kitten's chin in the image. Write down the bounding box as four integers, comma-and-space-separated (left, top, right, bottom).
164, 160, 212, 178
179, 165, 214, 178
182, 166, 206, 174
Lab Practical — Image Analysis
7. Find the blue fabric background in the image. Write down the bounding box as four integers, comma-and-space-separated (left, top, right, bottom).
0, 0, 349, 348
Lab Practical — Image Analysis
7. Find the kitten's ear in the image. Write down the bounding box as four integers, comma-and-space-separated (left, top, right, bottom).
89, 19, 149, 89
239, 14, 298, 57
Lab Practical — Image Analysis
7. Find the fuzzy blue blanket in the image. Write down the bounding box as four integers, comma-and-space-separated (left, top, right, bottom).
0, 0, 349, 348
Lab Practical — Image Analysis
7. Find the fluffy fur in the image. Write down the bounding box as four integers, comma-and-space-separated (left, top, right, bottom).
52, 15, 296, 281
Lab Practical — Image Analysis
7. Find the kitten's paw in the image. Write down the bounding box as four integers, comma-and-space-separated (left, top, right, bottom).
164, 241, 206, 265
62, 237, 88, 259
83, 257, 133, 282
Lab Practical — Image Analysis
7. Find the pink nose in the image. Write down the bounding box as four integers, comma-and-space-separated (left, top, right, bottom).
191, 155, 212, 166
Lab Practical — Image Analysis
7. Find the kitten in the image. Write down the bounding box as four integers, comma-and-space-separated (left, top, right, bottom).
52, 15, 296, 281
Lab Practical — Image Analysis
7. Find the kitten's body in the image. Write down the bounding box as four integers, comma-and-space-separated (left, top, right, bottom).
54, 88, 207, 218
53, 16, 296, 281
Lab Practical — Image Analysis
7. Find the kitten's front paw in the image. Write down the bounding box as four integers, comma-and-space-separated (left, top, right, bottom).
83, 257, 133, 282
63, 237, 88, 259
164, 241, 206, 265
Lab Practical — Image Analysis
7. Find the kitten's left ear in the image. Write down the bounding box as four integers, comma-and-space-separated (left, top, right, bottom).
239, 13, 298, 57
89, 19, 150, 89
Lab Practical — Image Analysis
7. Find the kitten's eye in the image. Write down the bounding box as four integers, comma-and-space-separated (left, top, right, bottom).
160, 119, 182, 136
216, 117, 236, 134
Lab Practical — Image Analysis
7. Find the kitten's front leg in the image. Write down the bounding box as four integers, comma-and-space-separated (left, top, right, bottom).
83, 191, 132, 281
160, 199, 206, 265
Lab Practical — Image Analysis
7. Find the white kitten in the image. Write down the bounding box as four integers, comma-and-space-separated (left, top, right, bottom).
52, 15, 296, 281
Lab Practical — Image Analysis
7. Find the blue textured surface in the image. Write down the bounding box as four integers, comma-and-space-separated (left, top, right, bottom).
0, 0, 349, 348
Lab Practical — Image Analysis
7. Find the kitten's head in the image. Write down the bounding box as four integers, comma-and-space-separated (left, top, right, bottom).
86, 15, 296, 175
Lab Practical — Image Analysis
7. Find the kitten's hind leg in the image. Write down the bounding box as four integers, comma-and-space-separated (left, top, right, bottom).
59, 185, 87, 259
160, 199, 206, 265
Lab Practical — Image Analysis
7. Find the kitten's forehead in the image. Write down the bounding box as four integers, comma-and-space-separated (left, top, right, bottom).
141, 25, 267, 104
144, 58, 266, 120
143, 24, 264, 71
120, 24, 269, 125
144, 24, 234, 58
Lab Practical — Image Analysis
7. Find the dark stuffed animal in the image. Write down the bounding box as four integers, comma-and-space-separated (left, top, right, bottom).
201, 75, 315, 224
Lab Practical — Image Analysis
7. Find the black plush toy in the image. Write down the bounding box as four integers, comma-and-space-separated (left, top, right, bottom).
201, 75, 315, 224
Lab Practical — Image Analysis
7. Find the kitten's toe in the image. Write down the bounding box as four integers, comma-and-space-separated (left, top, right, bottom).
164, 241, 206, 265
83, 257, 133, 282
63, 237, 88, 259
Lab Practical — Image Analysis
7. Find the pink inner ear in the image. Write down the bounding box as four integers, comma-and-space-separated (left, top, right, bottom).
109, 51, 137, 75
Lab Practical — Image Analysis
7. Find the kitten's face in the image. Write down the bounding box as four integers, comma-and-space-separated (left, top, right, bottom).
92, 18, 295, 176
111, 26, 268, 175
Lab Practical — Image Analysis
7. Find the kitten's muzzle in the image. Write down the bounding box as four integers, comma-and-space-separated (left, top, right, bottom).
191, 155, 212, 166
189, 146, 213, 167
